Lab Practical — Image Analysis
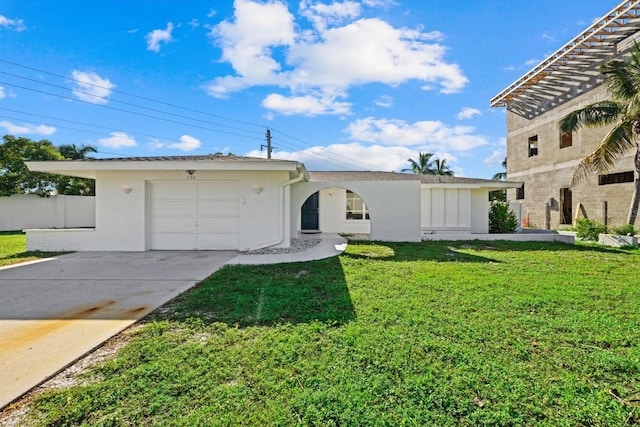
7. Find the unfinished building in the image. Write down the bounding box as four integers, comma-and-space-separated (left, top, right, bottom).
491, 0, 640, 229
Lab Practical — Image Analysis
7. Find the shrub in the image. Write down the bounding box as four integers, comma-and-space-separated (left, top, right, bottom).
489, 201, 518, 233
609, 223, 638, 236
574, 218, 607, 241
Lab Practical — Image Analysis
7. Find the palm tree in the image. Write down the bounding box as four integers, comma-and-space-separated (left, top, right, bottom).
432, 158, 454, 176
55, 144, 98, 195
492, 157, 507, 181
559, 43, 640, 225
58, 143, 98, 160
402, 152, 436, 174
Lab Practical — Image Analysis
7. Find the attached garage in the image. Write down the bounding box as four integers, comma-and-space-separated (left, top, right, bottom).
149, 181, 240, 250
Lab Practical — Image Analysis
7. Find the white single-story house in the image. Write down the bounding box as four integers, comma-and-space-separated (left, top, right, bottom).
25, 155, 521, 251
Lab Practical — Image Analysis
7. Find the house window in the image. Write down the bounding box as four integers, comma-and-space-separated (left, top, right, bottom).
598, 171, 634, 185
346, 190, 370, 220
560, 131, 572, 149
528, 136, 538, 157
516, 184, 525, 200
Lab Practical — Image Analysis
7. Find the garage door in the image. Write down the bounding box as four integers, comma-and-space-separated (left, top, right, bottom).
149, 181, 240, 250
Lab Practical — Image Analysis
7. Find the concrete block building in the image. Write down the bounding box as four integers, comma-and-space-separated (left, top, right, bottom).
491, 1, 640, 229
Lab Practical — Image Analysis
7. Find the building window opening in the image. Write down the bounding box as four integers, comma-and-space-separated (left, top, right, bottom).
346, 190, 370, 220
516, 184, 525, 200
560, 187, 572, 224
528, 136, 538, 157
598, 171, 634, 185
560, 131, 572, 149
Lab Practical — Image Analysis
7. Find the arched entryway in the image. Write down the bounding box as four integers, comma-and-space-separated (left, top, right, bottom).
299, 187, 371, 236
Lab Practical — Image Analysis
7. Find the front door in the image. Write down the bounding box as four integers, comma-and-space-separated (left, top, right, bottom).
301, 192, 319, 230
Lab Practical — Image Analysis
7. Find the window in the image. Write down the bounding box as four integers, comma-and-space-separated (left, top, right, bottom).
598, 171, 634, 185
560, 188, 572, 225
346, 190, 370, 220
516, 184, 525, 200
528, 136, 538, 157
560, 131, 572, 149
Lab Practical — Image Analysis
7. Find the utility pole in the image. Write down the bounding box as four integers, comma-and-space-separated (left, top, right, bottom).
261, 128, 273, 159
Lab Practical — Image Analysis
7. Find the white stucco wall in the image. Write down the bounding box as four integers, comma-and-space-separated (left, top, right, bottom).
317, 188, 371, 234
292, 181, 422, 242
27, 170, 293, 252
0, 194, 95, 231
421, 187, 491, 234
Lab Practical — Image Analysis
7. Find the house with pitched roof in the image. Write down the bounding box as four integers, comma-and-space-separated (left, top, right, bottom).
25, 154, 520, 251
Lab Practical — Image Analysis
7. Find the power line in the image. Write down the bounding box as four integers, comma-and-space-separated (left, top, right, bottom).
0, 58, 265, 130
0, 59, 388, 170
0, 71, 264, 137
0, 81, 264, 141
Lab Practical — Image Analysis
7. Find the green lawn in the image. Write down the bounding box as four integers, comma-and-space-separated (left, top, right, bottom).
24, 241, 640, 426
0, 231, 58, 267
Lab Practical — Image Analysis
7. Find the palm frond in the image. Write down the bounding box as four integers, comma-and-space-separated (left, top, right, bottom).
559, 101, 623, 132
601, 59, 639, 101
571, 120, 635, 185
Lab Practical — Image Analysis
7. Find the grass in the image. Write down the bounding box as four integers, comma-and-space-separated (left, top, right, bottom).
22, 240, 640, 426
0, 231, 59, 266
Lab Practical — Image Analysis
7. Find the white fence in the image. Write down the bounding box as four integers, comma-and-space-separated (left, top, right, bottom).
0, 194, 95, 231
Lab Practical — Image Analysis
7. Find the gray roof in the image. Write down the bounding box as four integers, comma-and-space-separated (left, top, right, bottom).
308, 171, 521, 186
308, 171, 420, 182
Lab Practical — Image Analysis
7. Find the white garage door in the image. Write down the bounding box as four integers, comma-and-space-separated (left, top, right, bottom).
149, 181, 240, 250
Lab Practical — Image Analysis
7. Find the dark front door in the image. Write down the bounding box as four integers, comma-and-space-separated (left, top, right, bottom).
301, 192, 319, 230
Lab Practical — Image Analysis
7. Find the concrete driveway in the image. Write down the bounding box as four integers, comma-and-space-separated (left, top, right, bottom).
0, 251, 236, 409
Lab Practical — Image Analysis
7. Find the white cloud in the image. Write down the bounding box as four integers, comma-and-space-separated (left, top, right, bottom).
299, 0, 362, 31
374, 95, 393, 108
457, 107, 481, 120
207, 9, 217, 18
247, 142, 415, 171
168, 135, 201, 151
98, 132, 137, 148
204, 0, 467, 114
0, 121, 56, 136
0, 86, 4, 100
0, 15, 26, 32
146, 22, 174, 52
262, 93, 351, 116
483, 149, 506, 166
188, 19, 200, 28
346, 117, 487, 151
70, 70, 115, 104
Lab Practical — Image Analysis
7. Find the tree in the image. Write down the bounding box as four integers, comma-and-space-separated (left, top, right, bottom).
490, 157, 507, 202
0, 135, 63, 196
58, 143, 97, 160
559, 43, 640, 225
492, 157, 507, 181
402, 152, 454, 176
55, 143, 97, 195
402, 152, 436, 174
432, 158, 454, 176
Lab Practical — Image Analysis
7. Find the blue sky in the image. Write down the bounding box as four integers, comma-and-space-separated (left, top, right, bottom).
0, 0, 613, 178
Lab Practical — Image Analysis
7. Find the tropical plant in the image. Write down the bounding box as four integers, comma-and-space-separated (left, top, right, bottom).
58, 143, 97, 160
574, 218, 607, 241
402, 152, 435, 174
402, 152, 454, 176
432, 158, 454, 176
55, 143, 97, 195
488, 200, 518, 233
559, 43, 640, 225
492, 157, 507, 181
490, 157, 508, 202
